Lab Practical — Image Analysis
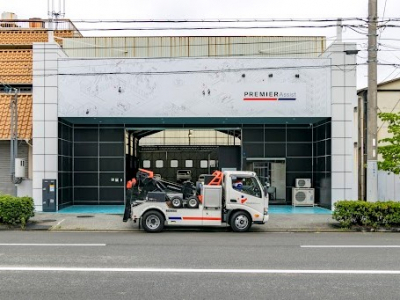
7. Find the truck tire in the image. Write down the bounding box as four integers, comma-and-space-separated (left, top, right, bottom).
170, 196, 183, 208
230, 211, 252, 232
142, 210, 165, 233
187, 196, 199, 209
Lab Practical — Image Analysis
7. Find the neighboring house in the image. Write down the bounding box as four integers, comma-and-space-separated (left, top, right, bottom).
0, 12, 81, 196
357, 77, 400, 200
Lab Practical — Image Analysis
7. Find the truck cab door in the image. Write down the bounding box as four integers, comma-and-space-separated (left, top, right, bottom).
229, 176, 264, 214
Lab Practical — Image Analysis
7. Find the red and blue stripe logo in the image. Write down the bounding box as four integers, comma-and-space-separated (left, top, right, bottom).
168, 216, 221, 221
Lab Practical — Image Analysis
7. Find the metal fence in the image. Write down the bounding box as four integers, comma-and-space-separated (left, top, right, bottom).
378, 171, 400, 201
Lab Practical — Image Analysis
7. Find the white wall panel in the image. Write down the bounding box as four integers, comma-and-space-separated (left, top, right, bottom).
58, 58, 331, 118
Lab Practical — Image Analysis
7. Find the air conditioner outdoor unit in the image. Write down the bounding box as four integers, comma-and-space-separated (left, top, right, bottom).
292, 188, 315, 207
295, 178, 312, 188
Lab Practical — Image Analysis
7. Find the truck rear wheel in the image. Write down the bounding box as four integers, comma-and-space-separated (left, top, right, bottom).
142, 210, 165, 233
230, 211, 252, 232
187, 196, 199, 209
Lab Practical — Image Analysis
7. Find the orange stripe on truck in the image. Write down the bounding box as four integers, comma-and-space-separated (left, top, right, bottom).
182, 217, 221, 221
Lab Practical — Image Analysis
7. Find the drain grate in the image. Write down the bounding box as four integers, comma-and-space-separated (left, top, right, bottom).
76, 215, 94, 218
40, 219, 57, 222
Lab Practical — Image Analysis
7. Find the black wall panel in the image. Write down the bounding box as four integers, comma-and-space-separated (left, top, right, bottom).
313, 120, 332, 208
72, 125, 125, 205
74, 173, 98, 186
100, 128, 124, 142
74, 129, 98, 142
265, 128, 286, 142
100, 158, 124, 171
287, 143, 312, 157
242, 122, 331, 206
58, 121, 73, 209
100, 188, 124, 201
75, 143, 98, 156
74, 158, 98, 171
74, 187, 98, 201
264, 143, 286, 157
100, 143, 124, 156
243, 143, 264, 157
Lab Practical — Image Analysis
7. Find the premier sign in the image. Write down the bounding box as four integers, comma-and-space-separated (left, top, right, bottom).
243, 91, 297, 101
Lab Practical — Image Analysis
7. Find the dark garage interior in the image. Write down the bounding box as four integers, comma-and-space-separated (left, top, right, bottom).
57, 118, 332, 210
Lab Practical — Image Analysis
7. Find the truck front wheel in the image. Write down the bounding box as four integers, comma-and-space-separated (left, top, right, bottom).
142, 210, 165, 233
230, 211, 252, 232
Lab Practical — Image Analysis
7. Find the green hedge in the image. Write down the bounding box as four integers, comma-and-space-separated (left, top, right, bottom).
0, 194, 35, 228
333, 200, 400, 228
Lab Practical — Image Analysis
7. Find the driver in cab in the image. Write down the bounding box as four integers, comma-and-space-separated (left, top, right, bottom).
232, 178, 244, 191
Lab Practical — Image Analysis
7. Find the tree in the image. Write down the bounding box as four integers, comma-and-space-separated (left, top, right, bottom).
378, 112, 400, 174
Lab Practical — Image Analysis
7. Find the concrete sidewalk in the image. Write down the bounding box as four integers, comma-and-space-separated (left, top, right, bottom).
1, 212, 342, 232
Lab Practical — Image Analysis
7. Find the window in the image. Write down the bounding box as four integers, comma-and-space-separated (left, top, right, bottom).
231, 176, 262, 198
185, 160, 193, 168
170, 160, 178, 168
200, 160, 208, 168
155, 160, 164, 168
143, 160, 151, 168
209, 160, 216, 167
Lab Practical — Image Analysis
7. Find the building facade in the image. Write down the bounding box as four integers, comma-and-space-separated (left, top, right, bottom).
32, 41, 358, 211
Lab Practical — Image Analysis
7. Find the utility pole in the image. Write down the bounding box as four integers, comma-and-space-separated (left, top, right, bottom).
366, 0, 378, 202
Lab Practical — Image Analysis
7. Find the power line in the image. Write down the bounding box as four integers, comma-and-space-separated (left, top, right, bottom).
42, 24, 369, 31
11, 17, 368, 23
3, 62, 400, 78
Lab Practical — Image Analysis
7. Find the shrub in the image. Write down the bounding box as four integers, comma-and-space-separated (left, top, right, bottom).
0, 194, 35, 228
333, 200, 400, 229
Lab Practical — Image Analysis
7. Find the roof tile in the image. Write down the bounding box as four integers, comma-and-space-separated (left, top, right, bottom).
0, 93, 32, 140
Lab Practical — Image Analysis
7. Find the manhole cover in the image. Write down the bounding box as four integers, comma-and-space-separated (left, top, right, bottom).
76, 215, 94, 218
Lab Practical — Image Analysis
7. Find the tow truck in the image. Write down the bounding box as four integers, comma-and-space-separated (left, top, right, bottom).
123, 169, 269, 232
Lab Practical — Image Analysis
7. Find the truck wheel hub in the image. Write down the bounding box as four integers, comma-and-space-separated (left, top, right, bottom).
235, 215, 248, 229
146, 215, 160, 229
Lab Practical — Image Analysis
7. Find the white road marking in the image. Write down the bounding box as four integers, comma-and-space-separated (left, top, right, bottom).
56, 219, 65, 226
301, 245, 400, 248
0, 267, 399, 274
0, 244, 106, 247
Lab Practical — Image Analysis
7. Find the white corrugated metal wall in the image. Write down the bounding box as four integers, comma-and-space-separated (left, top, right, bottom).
140, 130, 240, 146
378, 171, 400, 201
62, 36, 326, 58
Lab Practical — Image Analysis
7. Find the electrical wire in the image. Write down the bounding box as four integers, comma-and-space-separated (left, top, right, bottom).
36, 24, 370, 31
13, 17, 368, 23
4, 62, 400, 78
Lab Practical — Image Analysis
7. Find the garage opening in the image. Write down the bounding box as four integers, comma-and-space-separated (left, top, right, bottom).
126, 128, 241, 186
57, 118, 332, 211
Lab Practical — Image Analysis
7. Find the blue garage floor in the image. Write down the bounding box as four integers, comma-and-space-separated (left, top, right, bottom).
57, 205, 331, 215
58, 205, 125, 214
269, 206, 331, 215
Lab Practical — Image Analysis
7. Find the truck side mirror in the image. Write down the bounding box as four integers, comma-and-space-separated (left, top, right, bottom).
264, 186, 268, 197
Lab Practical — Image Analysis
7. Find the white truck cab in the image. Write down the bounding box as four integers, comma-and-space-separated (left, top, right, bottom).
129, 170, 268, 232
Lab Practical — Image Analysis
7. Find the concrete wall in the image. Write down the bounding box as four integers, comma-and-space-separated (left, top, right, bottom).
322, 43, 358, 208
32, 42, 66, 211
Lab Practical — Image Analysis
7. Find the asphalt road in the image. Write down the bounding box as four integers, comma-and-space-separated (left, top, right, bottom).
1, 231, 400, 300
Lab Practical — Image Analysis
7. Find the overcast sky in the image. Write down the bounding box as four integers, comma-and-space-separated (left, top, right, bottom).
2, 0, 400, 88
